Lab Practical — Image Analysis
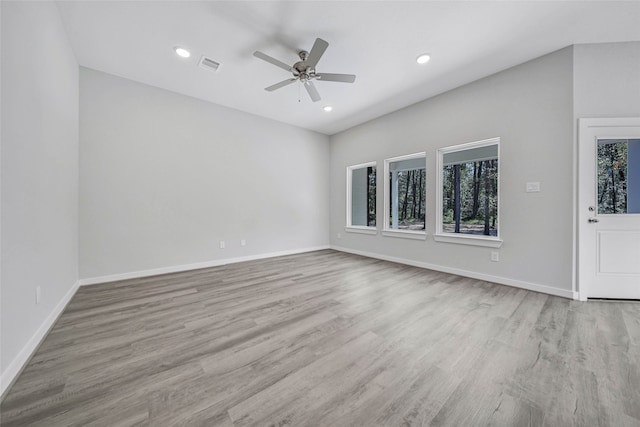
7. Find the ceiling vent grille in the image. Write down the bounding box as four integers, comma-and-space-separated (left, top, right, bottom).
199, 56, 221, 73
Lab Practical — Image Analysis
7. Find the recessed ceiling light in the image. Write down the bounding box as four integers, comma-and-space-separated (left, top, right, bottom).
323, 106, 333, 112
416, 54, 431, 64
174, 47, 191, 58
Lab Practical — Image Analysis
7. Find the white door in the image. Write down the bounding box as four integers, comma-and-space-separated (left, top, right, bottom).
578, 118, 640, 300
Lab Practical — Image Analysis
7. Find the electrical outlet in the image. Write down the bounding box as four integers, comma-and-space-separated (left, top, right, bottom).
491, 252, 499, 262
241, 239, 246, 246
337, 233, 341, 239
219, 240, 225, 249
36, 286, 41, 304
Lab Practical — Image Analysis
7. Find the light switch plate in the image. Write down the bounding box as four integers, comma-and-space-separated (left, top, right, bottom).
526, 182, 541, 193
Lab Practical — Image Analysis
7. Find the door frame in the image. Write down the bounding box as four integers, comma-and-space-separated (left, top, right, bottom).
577, 117, 640, 301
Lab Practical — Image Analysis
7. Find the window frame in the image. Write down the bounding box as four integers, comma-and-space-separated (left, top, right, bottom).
435, 137, 503, 248
383, 152, 427, 240
346, 161, 377, 235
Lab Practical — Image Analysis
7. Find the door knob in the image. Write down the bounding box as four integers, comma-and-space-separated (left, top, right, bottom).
588, 218, 599, 223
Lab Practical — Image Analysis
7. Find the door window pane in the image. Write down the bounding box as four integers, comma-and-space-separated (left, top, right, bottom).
597, 139, 640, 214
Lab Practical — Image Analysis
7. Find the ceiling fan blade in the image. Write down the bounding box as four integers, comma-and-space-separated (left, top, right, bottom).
304, 81, 321, 102
305, 38, 329, 68
265, 78, 297, 92
316, 73, 356, 83
253, 51, 292, 72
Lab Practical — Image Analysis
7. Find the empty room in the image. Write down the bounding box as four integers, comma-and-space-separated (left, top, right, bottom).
1, 1, 640, 425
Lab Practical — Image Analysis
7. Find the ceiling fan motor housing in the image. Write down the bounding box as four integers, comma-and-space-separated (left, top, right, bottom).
293, 51, 316, 81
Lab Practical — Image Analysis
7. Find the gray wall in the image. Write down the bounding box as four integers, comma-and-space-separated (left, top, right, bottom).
1, 2, 79, 387
330, 47, 575, 295
573, 42, 640, 119
79, 68, 330, 280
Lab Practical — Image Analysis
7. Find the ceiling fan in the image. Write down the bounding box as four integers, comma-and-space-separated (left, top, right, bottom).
253, 38, 356, 103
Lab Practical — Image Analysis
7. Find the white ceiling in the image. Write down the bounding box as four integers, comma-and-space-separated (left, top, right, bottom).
56, 1, 640, 135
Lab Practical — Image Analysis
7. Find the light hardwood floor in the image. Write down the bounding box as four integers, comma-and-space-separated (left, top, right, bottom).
1, 250, 639, 426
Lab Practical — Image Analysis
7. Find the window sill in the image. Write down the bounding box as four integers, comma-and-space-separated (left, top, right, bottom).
382, 229, 426, 240
345, 226, 377, 235
433, 233, 503, 248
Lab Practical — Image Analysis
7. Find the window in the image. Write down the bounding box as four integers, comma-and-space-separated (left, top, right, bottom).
383, 153, 426, 239
346, 162, 377, 234
435, 138, 502, 247
597, 139, 640, 214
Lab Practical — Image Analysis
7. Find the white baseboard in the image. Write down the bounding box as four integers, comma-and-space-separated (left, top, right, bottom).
79, 245, 331, 286
331, 245, 578, 300
1, 280, 81, 398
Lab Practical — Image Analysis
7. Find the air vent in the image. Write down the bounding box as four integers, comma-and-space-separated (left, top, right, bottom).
199, 56, 221, 73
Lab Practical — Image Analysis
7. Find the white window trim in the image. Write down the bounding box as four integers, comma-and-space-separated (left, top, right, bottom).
433, 233, 502, 247
382, 229, 427, 240
345, 226, 378, 235
435, 137, 503, 248
346, 161, 377, 234
383, 152, 426, 239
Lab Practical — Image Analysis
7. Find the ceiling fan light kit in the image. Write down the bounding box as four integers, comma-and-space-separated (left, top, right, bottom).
253, 38, 356, 103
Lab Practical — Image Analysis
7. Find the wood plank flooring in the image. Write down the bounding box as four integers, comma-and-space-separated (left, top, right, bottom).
1, 250, 639, 426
